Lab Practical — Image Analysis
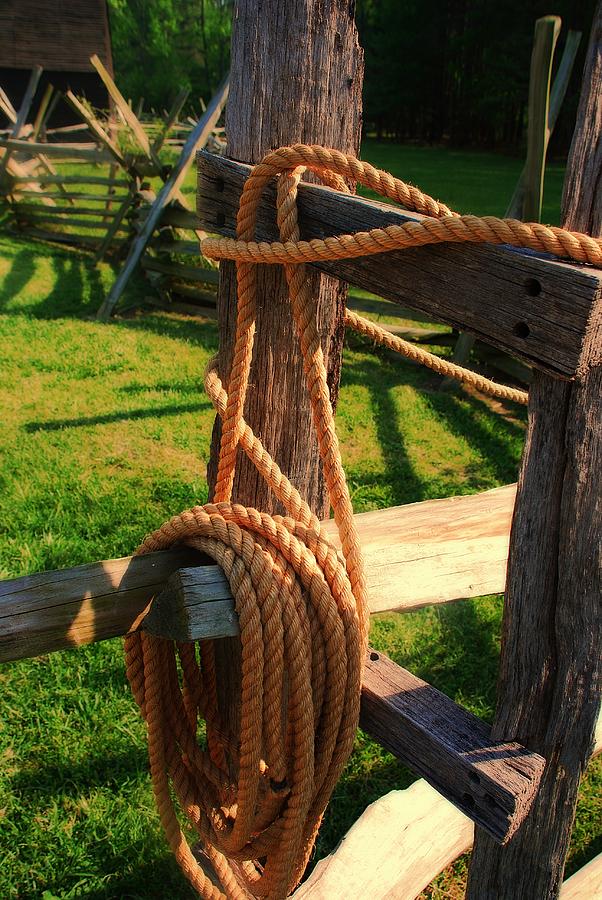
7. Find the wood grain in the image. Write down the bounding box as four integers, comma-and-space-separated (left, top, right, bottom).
0, 484, 515, 663
0, 548, 202, 662
206, 0, 363, 520
467, 7, 602, 896
292, 781, 473, 899
359, 651, 545, 844
197, 152, 602, 379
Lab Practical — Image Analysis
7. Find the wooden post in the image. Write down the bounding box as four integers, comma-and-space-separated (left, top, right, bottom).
467, 6, 602, 898
207, 0, 364, 518
204, 0, 363, 755
522, 16, 561, 222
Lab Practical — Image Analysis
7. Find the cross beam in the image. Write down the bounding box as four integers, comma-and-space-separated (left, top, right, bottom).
196, 151, 602, 380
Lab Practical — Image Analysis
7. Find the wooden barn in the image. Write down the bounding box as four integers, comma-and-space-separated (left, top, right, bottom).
0, 0, 114, 122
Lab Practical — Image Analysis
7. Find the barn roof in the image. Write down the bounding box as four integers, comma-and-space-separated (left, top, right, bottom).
0, 0, 113, 73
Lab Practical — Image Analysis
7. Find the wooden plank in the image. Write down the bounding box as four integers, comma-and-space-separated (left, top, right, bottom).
359, 651, 545, 844
0, 86, 17, 123
292, 782, 473, 900
94, 189, 137, 262
64, 90, 127, 168
0, 548, 202, 661
16, 203, 121, 218
140, 258, 220, 284
15, 191, 127, 202
152, 87, 190, 153
11, 175, 129, 187
31, 83, 54, 141
560, 854, 602, 899
90, 54, 159, 168
15, 213, 120, 232
96, 76, 229, 320
467, 8, 602, 896
0, 65, 42, 176
523, 17, 561, 221
197, 152, 602, 380
0, 484, 515, 663
294, 754, 602, 900
0, 139, 113, 162
506, 29, 582, 222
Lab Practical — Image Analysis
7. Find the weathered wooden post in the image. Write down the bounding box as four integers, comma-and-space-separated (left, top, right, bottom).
205, 1, 363, 734
467, 6, 601, 897
207, 0, 364, 516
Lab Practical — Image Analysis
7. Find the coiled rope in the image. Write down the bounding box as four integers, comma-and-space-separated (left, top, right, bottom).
126, 145, 599, 899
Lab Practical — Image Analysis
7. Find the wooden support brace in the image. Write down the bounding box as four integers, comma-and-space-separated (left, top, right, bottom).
359, 651, 545, 844
197, 152, 602, 380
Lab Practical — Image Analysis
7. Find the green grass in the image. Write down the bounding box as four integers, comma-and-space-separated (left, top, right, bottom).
0, 144, 599, 898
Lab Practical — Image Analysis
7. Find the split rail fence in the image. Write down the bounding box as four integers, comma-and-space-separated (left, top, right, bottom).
0, 57, 227, 313
0, 3, 600, 897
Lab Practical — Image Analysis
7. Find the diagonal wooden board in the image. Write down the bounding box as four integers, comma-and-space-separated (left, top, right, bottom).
96, 75, 229, 320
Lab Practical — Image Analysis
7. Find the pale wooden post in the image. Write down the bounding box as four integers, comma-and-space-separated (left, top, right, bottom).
467, 6, 601, 897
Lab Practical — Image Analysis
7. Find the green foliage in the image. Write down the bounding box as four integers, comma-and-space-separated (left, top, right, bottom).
107, 0, 231, 113
356, 0, 596, 151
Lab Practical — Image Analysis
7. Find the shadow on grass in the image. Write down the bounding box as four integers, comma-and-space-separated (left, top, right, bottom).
0, 246, 36, 301
0, 237, 105, 317
9, 747, 148, 796
425, 390, 525, 487
24, 399, 212, 432
342, 352, 427, 506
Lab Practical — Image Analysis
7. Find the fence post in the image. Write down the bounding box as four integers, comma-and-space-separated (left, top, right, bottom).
204, 0, 363, 749
466, 6, 602, 897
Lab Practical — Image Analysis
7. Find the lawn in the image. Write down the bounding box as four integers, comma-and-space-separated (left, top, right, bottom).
0, 144, 599, 899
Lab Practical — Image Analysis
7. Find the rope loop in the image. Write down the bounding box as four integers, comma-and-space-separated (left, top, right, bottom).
127, 144, 600, 897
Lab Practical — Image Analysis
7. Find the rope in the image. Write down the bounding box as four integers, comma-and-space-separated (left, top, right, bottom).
125, 144, 596, 898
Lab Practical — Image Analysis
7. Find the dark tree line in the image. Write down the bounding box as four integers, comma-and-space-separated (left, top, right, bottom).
356, 0, 596, 152
107, 0, 596, 153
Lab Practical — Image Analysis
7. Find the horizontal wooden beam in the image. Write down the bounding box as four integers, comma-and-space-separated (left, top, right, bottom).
0, 139, 114, 162
196, 152, 602, 379
0, 486, 515, 662
359, 650, 545, 844
293, 770, 602, 900
0, 548, 202, 662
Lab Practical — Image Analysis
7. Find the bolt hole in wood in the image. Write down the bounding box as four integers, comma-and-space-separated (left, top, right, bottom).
215, 211, 226, 227
524, 277, 542, 296
462, 793, 476, 810
469, 771, 481, 785
513, 321, 531, 338
370, 651, 380, 661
